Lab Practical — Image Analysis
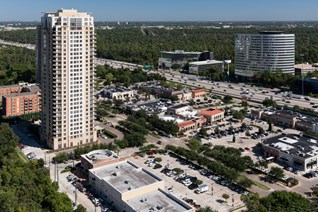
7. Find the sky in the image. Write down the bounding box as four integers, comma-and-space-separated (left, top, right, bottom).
1, 0, 318, 22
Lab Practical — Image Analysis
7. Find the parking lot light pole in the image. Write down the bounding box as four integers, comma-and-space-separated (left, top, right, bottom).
211, 183, 214, 196
73, 188, 78, 206
232, 193, 234, 207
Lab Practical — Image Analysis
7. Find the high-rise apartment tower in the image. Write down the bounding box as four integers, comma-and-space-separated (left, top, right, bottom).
36, 9, 96, 150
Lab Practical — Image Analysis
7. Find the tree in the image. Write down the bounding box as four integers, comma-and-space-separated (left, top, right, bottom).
74, 204, 87, 212
154, 157, 162, 163
232, 110, 244, 121
113, 99, 124, 107
258, 127, 265, 134
188, 99, 195, 106
261, 191, 313, 212
241, 193, 267, 212
171, 64, 181, 70
241, 101, 248, 107
214, 127, 220, 134
187, 138, 202, 153
222, 193, 230, 203
223, 95, 233, 104
237, 177, 253, 188
269, 167, 284, 180
262, 98, 277, 107
0, 123, 73, 211
268, 120, 273, 132
170, 95, 179, 102
311, 185, 318, 197
199, 127, 208, 137
195, 179, 203, 185
172, 168, 184, 175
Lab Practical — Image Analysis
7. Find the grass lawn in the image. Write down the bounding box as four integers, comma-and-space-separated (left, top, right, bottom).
251, 179, 271, 190
15, 147, 28, 163
103, 130, 118, 138
149, 132, 161, 139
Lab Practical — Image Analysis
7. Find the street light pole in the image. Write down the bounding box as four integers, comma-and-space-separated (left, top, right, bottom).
300, 54, 304, 96
73, 188, 78, 206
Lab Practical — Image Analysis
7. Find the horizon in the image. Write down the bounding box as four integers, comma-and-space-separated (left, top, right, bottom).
0, 0, 318, 22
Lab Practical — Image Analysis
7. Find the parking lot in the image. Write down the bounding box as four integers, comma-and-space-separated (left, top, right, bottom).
58, 169, 107, 212
130, 153, 245, 212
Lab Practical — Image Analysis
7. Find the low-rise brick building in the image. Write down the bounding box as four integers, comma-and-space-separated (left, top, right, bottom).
177, 116, 207, 132
2, 92, 40, 117
191, 88, 205, 99
199, 109, 224, 124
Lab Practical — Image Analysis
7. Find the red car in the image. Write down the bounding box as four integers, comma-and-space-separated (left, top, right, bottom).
244, 147, 251, 151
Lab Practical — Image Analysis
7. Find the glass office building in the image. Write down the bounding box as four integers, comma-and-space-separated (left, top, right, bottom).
235, 32, 295, 77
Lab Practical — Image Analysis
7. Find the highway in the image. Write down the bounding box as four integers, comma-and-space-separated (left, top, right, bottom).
159, 71, 318, 112
2, 38, 317, 112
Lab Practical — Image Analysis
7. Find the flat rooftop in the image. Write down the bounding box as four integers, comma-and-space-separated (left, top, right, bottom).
160, 115, 184, 124
82, 149, 117, 164
169, 103, 189, 109
103, 86, 133, 93
160, 50, 202, 55
0, 84, 20, 89
127, 99, 168, 114
295, 64, 318, 70
3, 92, 37, 98
263, 134, 318, 159
91, 161, 162, 193
274, 110, 297, 119
190, 60, 223, 66
126, 189, 192, 212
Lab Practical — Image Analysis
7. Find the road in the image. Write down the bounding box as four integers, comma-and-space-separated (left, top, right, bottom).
3, 37, 317, 110
159, 71, 318, 112
95, 121, 124, 143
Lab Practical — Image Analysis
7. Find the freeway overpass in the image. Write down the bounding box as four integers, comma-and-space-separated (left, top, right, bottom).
0, 39, 143, 70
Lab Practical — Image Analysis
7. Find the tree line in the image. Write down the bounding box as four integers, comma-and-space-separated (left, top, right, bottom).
0, 45, 35, 85
0, 123, 73, 211
1, 26, 318, 65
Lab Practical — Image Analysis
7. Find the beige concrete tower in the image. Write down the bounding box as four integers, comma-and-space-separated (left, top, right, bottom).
36, 9, 97, 150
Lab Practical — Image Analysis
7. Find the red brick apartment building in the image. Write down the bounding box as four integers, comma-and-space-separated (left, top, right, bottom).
0, 85, 22, 103
2, 92, 40, 117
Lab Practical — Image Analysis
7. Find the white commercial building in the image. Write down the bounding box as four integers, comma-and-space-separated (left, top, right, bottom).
261, 134, 318, 172
37, 9, 97, 150
100, 86, 135, 100
89, 160, 193, 212
235, 32, 295, 77
158, 50, 213, 69
189, 60, 224, 74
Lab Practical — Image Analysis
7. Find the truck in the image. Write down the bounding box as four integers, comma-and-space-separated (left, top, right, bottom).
291, 94, 304, 99
188, 76, 198, 81
195, 184, 209, 194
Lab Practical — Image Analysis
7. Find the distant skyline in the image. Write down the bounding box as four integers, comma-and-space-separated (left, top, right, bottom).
1, 0, 318, 22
